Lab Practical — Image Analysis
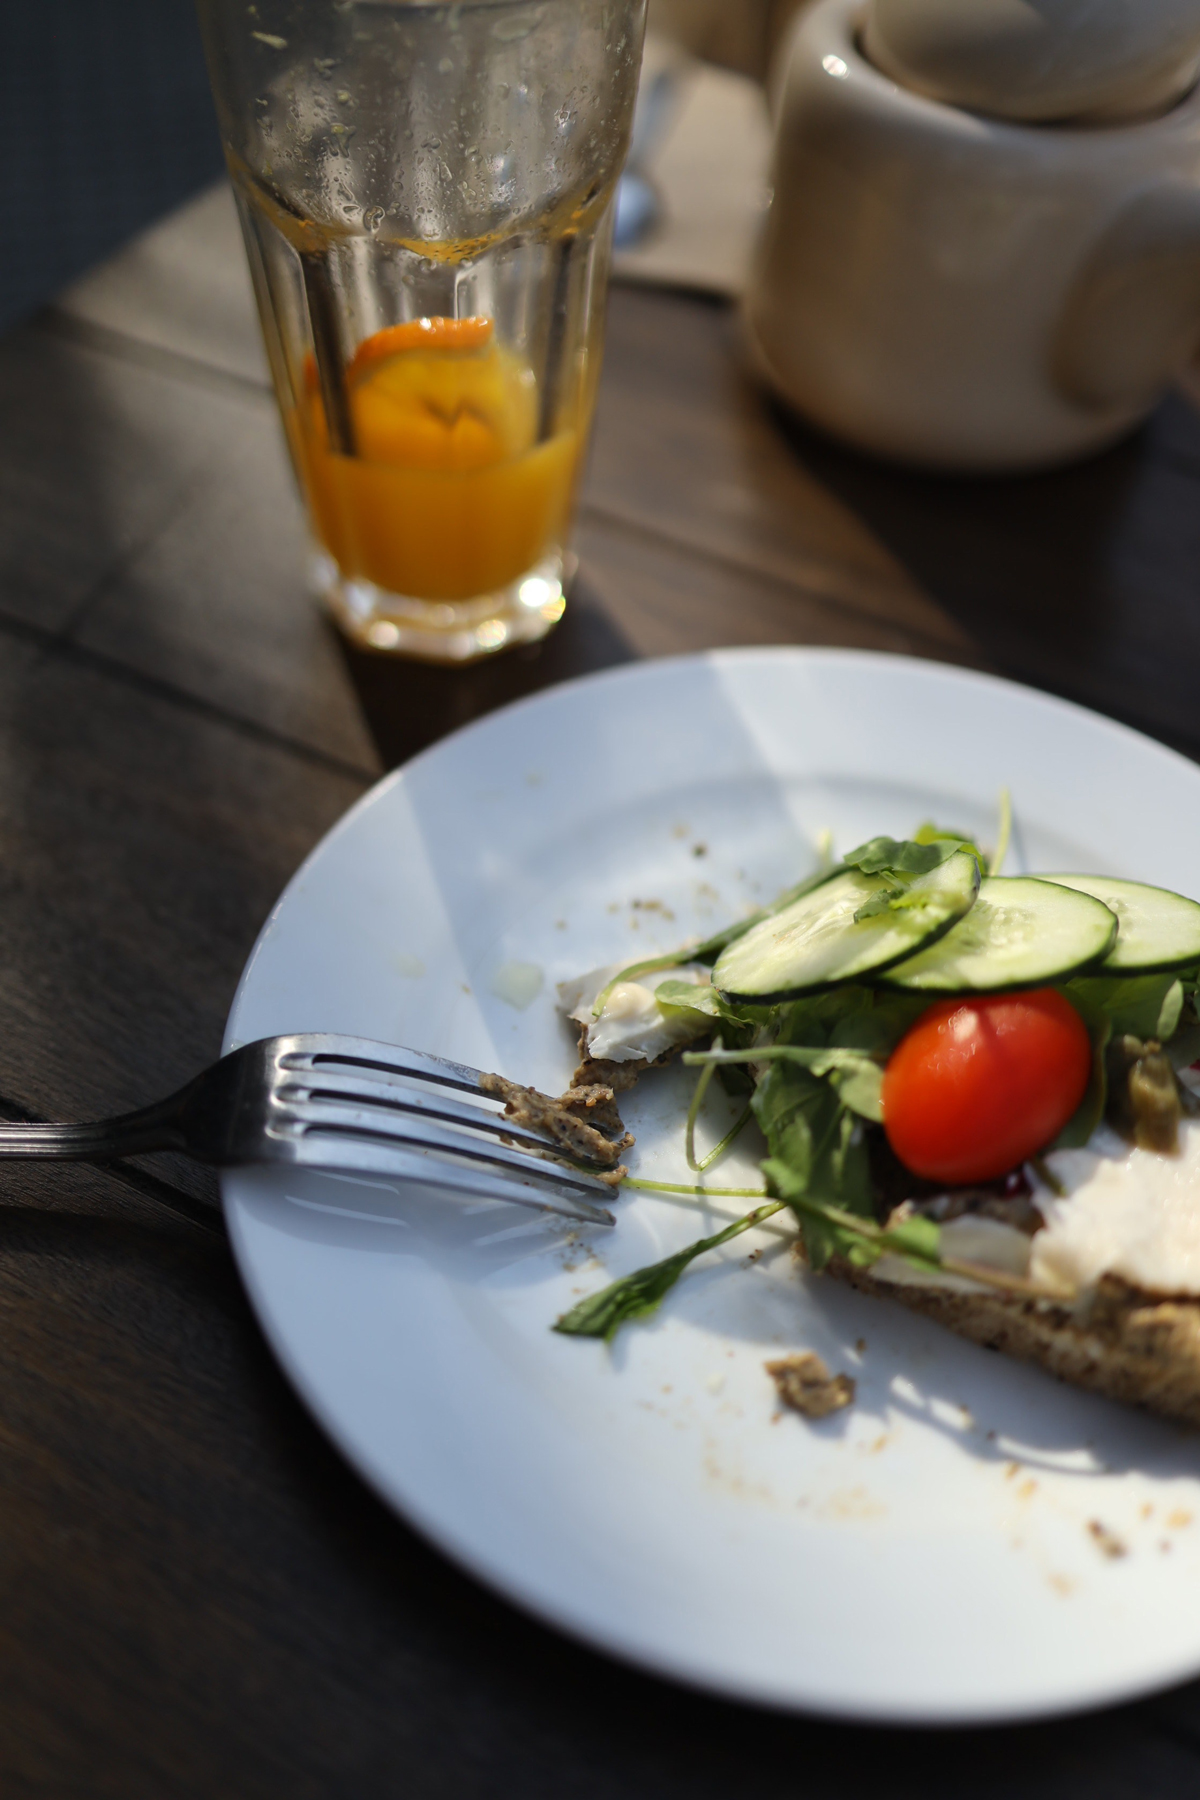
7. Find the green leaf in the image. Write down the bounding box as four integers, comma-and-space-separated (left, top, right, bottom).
828, 993, 928, 1058
853, 877, 968, 924
689, 1042, 884, 1125
819, 1104, 873, 1214
1165, 988, 1200, 1068
1158, 979, 1184, 1043
749, 1051, 874, 1267
781, 1191, 943, 1276
1167, 1024, 1200, 1070
653, 979, 722, 1029
829, 1059, 884, 1123
554, 1174, 955, 1345
753, 1059, 829, 1262
852, 886, 904, 922
1050, 993, 1111, 1151
687, 1043, 879, 1076
878, 1212, 942, 1265
654, 978, 720, 1013
914, 820, 971, 846
552, 1202, 786, 1341
843, 835, 968, 878
1066, 973, 1183, 1043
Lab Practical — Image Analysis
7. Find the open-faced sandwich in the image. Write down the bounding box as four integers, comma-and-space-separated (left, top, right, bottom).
542, 809, 1200, 1428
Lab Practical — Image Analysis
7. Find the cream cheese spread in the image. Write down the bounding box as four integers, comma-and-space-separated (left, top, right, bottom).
1031, 1119, 1200, 1298
870, 1121, 1200, 1300
557, 962, 713, 1063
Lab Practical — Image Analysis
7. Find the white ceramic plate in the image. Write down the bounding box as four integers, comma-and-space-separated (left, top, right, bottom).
224, 648, 1200, 1725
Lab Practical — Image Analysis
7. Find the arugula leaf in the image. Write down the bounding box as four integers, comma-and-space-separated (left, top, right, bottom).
1166, 991, 1200, 1070
552, 1201, 787, 1340
685, 1043, 885, 1121
851, 885, 906, 922
750, 1052, 874, 1268
553, 1189, 951, 1344
843, 836, 969, 878
843, 836, 979, 924
653, 979, 722, 1025
914, 803, 1003, 876
1066, 973, 1183, 1042
875, 1210, 942, 1266
853, 883, 948, 922
828, 992, 928, 1058
1158, 980, 1184, 1042
1050, 989, 1111, 1150
829, 1060, 884, 1123
686, 982, 923, 1125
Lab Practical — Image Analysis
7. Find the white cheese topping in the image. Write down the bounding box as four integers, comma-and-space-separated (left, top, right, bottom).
557, 962, 713, 1063
874, 1125, 1200, 1300
1031, 1120, 1200, 1298
871, 1215, 1033, 1294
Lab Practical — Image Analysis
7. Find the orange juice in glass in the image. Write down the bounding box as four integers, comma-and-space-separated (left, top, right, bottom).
196, 0, 644, 659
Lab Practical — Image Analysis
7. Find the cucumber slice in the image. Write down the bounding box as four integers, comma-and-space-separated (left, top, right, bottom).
878, 876, 1117, 994
1039, 874, 1200, 974
713, 849, 980, 1003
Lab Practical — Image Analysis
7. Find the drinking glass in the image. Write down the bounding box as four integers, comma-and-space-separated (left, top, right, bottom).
196, 0, 645, 659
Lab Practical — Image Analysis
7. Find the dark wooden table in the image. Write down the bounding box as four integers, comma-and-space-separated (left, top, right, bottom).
3, 184, 1200, 1795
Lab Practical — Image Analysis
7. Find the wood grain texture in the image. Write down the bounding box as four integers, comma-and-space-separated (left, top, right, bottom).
575, 510, 983, 665
2, 197, 1200, 1795
0, 640, 364, 1203
0, 1154, 1196, 1800
0, 316, 377, 776
587, 289, 973, 652
765, 384, 1200, 760
56, 182, 269, 389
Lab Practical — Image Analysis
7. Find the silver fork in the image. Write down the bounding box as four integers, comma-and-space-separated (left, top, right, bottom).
0, 1035, 618, 1227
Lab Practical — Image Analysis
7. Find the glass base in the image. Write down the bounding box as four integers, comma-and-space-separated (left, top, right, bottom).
314, 549, 572, 662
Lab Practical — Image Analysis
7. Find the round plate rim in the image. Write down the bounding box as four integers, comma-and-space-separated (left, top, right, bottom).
222, 645, 1200, 1725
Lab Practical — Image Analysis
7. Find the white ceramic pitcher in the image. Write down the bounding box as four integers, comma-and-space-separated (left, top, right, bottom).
865, 0, 1200, 121
745, 0, 1200, 470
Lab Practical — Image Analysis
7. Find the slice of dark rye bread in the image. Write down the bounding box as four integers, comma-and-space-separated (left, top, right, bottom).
829, 1258, 1200, 1429
570, 1023, 1200, 1427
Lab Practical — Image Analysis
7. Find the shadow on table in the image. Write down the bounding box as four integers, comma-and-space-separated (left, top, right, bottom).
335, 574, 637, 770
765, 387, 1200, 762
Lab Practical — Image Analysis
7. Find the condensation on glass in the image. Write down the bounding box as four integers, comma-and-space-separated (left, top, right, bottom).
196, 0, 646, 660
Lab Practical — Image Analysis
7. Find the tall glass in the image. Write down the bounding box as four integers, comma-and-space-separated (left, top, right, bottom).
196, 0, 645, 660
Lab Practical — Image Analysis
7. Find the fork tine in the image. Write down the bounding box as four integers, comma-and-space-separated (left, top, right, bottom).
274, 1066, 616, 1169
280, 1035, 488, 1095
283, 1098, 617, 1200
288, 1131, 616, 1226
265, 1035, 622, 1226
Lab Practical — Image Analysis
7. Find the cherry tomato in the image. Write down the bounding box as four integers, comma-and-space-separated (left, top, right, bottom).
881, 988, 1091, 1185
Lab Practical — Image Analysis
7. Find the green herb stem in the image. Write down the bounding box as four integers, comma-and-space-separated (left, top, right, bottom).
989, 786, 1013, 877
553, 1201, 787, 1341
684, 1045, 880, 1072
939, 1255, 1074, 1301
684, 1045, 719, 1171
1029, 1154, 1066, 1197
682, 1033, 755, 1174
620, 1176, 769, 1200
694, 1105, 753, 1173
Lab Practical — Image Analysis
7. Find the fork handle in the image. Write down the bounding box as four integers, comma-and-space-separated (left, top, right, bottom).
0, 1098, 186, 1161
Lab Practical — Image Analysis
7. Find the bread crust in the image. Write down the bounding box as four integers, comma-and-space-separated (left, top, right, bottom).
830, 1259, 1200, 1428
